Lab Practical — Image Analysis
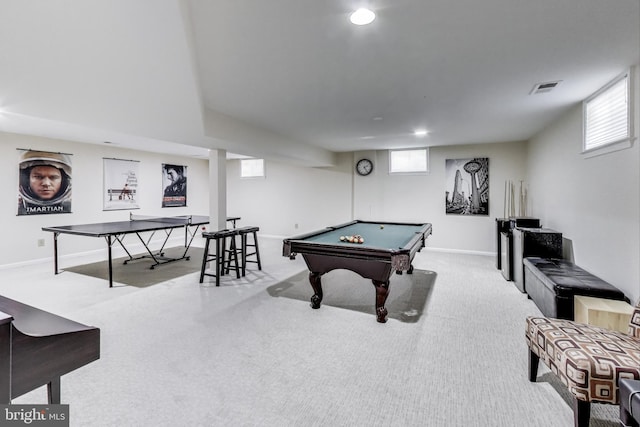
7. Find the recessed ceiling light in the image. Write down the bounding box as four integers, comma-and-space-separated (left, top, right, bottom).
414, 129, 428, 137
350, 8, 376, 25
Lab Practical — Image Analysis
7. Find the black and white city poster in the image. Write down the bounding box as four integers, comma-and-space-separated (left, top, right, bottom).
445, 157, 489, 215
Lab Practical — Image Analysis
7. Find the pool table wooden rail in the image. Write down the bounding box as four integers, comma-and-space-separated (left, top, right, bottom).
282, 221, 432, 267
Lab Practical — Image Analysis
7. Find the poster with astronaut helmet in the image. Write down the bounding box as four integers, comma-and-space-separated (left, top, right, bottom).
17, 149, 72, 215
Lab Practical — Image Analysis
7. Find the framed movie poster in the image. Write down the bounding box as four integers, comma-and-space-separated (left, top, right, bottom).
445, 157, 489, 215
17, 149, 73, 215
103, 158, 140, 211
162, 164, 187, 207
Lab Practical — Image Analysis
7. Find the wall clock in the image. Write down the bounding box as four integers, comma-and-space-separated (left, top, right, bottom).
356, 158, 374, 176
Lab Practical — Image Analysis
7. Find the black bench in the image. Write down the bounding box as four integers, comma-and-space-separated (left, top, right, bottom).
0, 296, 100, 403
523, 257, 626, 319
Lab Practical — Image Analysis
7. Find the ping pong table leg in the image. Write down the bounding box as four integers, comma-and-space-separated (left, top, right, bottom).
107, 235, 113, 288
180, 224, 200, 260
53, 232, 59, 274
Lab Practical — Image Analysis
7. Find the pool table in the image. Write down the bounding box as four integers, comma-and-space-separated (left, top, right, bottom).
282, 220, 433, 323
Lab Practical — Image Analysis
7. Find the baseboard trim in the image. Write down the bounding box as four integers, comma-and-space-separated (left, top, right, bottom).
259, 234, 494, 257
0, 237, 190, 271
425, 247, 493, 257
0, 235, 494, 270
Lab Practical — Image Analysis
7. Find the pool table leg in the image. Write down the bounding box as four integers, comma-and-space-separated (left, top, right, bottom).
395, 264, 414, 275
309, 272, 323, 309
373, 280, 390, 323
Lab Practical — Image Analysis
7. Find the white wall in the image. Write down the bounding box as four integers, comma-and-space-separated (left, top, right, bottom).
526, 67, 640, 302
226, 153, 353, 236
353, 143, 528, 253
0, 131, 209, 267
8, 91, 637, 307
227, 141, 529, 254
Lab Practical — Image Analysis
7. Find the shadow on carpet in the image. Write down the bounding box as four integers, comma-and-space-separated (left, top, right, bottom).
267, 268, 436, 323
65, 247, 204, 287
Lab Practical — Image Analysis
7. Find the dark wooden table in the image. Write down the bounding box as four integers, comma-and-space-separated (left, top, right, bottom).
0, 296, 100, 403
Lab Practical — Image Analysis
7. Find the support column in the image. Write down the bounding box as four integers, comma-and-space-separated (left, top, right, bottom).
209, 149, 227, 231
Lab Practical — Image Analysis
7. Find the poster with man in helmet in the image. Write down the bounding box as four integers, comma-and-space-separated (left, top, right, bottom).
17, 150, 72, 215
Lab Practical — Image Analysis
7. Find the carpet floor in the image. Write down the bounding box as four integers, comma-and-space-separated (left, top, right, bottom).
65, 247, 205, 287
267, 268, 436, 323
0, 237, 621, 426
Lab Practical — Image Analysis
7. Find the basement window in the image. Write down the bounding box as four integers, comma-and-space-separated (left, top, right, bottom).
583, 70, 634, 156
240, 158, 265, 178
389, 148, 429, 174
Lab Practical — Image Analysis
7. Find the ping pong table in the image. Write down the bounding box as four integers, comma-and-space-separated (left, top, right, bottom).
42, 214, 210, 288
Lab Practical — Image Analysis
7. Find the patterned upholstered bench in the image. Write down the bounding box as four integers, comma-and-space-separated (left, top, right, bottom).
526, 303, 640, 427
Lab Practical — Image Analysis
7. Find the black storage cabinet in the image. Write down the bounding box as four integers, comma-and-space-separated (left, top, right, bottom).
499, 217, 541, 281
495, 218, 510, 270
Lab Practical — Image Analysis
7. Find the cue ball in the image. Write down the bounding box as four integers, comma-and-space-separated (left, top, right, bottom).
380, 225, 384, 229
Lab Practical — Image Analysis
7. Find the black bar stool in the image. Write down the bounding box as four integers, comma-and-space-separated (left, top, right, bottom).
237, 226, 262, 276
200, 229, 237, 286
222, 229, 241, 278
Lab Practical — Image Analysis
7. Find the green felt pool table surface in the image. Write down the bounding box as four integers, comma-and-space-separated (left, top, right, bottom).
302, 221, 427, 249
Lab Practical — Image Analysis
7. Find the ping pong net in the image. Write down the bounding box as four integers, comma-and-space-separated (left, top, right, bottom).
129, 213, 194, 225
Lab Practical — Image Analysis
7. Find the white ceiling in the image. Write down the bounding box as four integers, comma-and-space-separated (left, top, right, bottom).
0, 0, 638, 165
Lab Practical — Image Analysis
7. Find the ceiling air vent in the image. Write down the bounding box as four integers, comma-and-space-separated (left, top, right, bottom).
529, 80, 562, 95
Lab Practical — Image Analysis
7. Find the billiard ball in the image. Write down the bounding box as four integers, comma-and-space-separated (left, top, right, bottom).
380, 225, 384, 229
